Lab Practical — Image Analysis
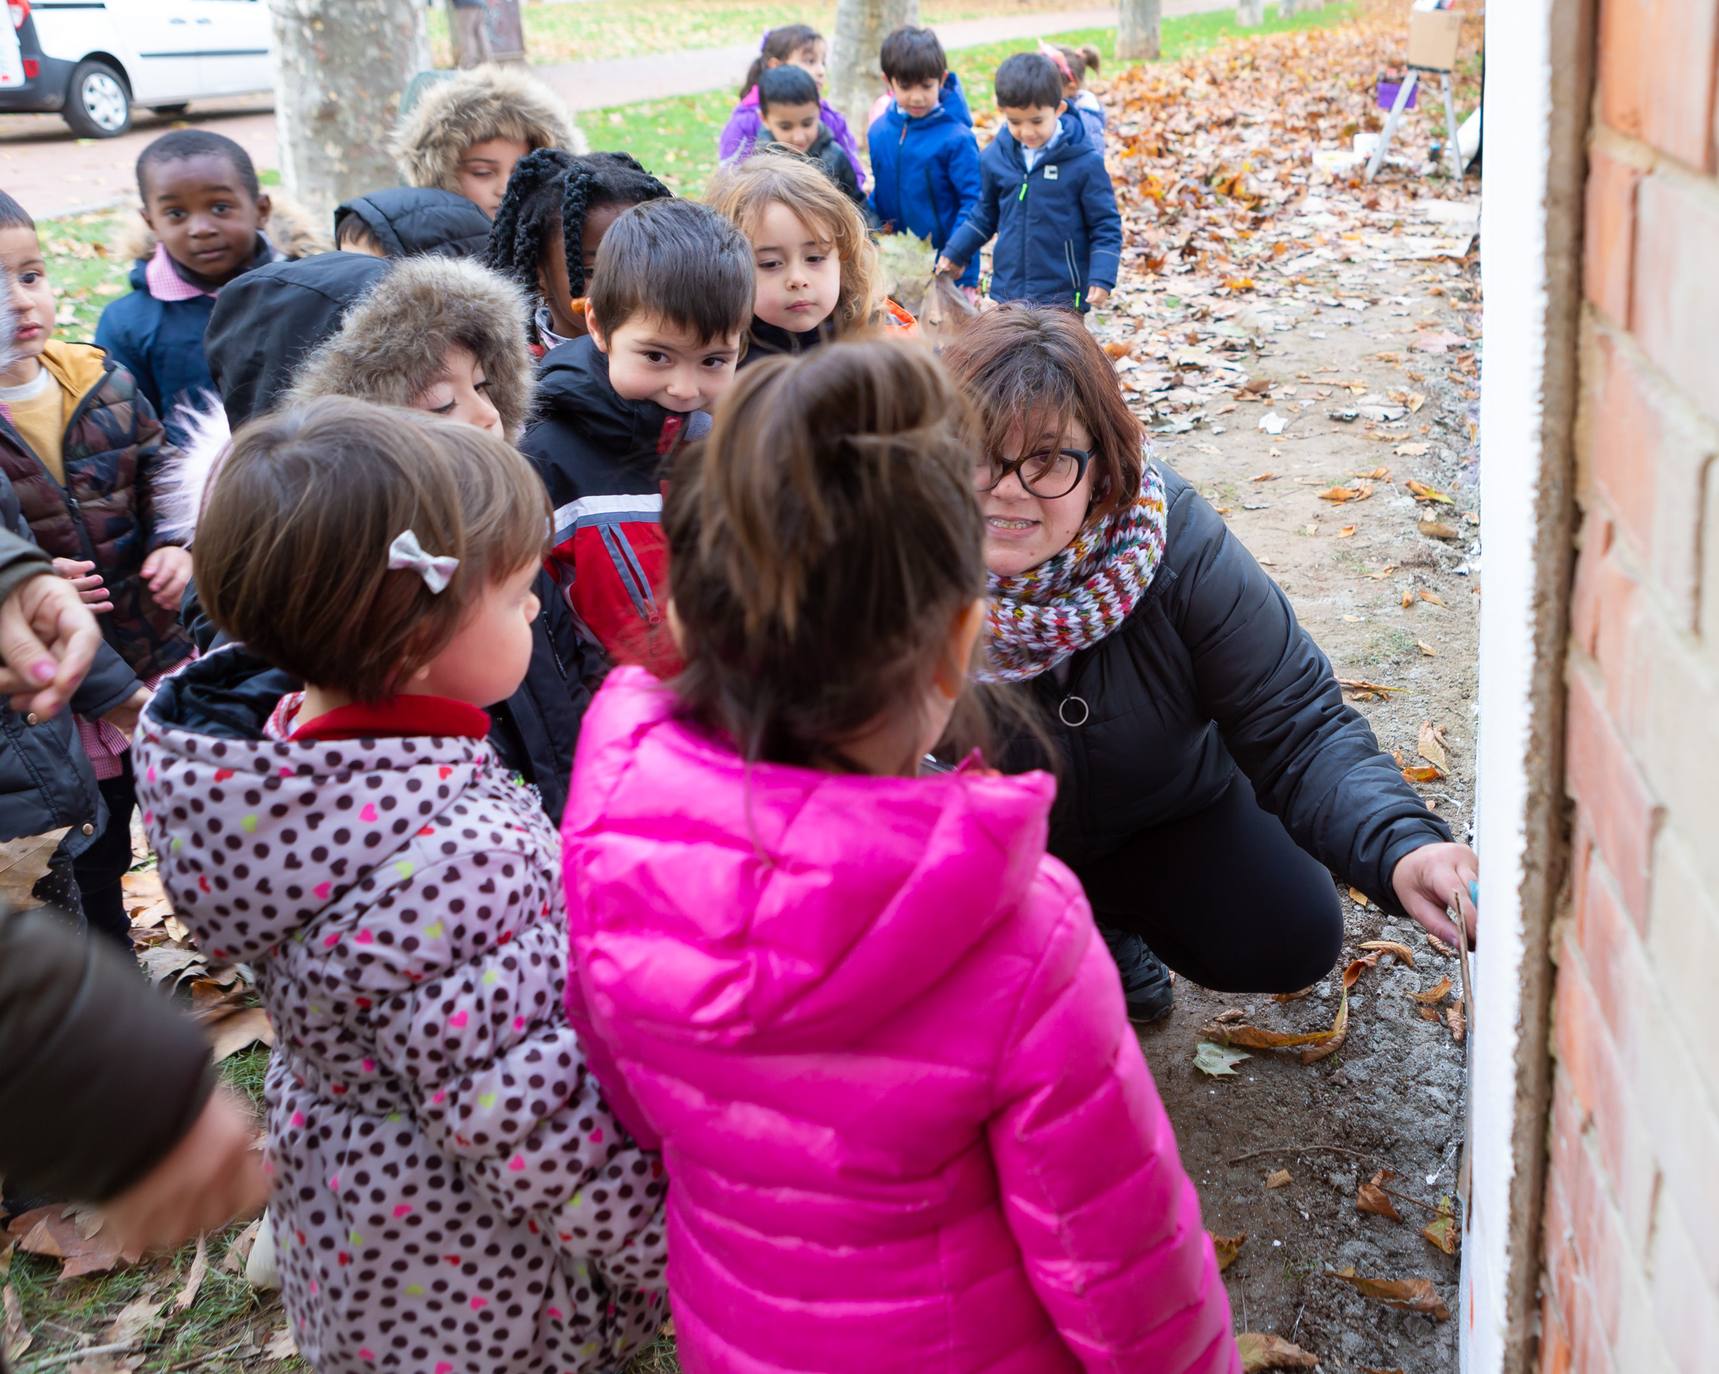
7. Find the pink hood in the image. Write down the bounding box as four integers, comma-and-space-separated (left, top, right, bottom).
565, 668, 1239, 1374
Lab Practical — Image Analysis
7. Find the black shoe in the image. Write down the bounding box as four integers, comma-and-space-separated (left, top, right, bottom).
1099, 925, 1175, 1024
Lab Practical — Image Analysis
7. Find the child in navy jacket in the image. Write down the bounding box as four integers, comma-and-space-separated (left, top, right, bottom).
938, 53, 1122, 312
866, 26, 982, 289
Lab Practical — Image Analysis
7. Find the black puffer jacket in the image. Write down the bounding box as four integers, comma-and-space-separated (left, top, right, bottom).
0, 467, 140, 858
1015, 463, 1450, 915
333, 187, 493, 260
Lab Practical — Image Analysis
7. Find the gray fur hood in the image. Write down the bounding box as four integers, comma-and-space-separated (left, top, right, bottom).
288, 255, 536, 440
389, 64, 586, 194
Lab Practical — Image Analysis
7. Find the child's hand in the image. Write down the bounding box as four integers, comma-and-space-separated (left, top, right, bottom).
51, 558, 113, 613
962, 286, 982, 305
1087, 286, 1111, 309
103, 685, 152, 736
934, 256, 961, 277
103, 1087, 269, 1255
141, 546, 193, 610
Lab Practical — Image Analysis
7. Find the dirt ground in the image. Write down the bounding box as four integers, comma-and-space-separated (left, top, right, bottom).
1088, 21, 1483, 1367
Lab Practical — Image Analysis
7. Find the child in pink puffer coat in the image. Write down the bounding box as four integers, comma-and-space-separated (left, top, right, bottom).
562, 342, 1239, 1374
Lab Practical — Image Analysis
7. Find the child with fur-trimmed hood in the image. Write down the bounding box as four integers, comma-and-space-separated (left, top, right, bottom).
390, 65, 588, 220
176, 254, 605, 824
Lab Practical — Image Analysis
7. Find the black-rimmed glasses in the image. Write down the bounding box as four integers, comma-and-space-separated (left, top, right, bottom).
974, 448, 1094, 500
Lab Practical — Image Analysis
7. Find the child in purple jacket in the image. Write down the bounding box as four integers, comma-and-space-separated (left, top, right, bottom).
717, 23, 866, 192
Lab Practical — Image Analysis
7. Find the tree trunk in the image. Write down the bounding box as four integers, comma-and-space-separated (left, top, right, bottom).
827, 0, 919, 153
1281, 0, 1298, 14
269, 0, 429, 221
1117, 0, 1163, 60
1236, 0, 1265, 25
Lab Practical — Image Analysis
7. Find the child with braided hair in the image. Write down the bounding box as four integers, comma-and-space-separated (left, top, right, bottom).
482, 149, 671, 352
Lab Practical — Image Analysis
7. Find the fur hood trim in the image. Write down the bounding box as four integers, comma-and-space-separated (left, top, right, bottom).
158, 400, 233, 545
114, 191, 331, 264
287, 256, 536, 440
390, 65, 587, 193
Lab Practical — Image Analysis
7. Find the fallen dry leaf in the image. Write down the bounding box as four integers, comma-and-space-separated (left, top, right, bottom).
1337, 524, 1357, 538
1418, 588, 1446, 606
1410, 329, 1468, 354
223, 1218, 262, 1275
1357, 1169, 1402, 1222
1194, 1040, 1252, 1077
102, 1293, 164, 1347
1446, 1001, 1467, 1043
1414, 976, 1454, 1004
1417, 639, 1438, 657
1422, 1196, 1459, 1256
1204, 956, 1371, 1065
1319, 482, 1374, 503
1265, 1168, 1293, 1190
2, 1282, 30, 1362
1101, 340, 1133, 359
1211, 1231, 1247, 1271
208, 1006, 274, 1063
1368, 563, 1397, 580
263, 1325, 298, 1359
1326, 1267, 1451, 1319
1237, 1332, 1319, 1370
1361, 1368, 1408, 1374
1353, 466, 1390, 480
1339, 678, 1399, 701
174, 1234, 208, 1311
1402, 763, 1444, 784
1250, 471, 1279, 482
6, 1205, 138, 1280
1418, 516, 1460, 540
1359, 939, 1416, 966
1348, 886, 1372, 908
1425, 931, 1459, 957
1405, 476, 1452, 501
1394, 442, 1431, 458
1417, 721, 1450, 772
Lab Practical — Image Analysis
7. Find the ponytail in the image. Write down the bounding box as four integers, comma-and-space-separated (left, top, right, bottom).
739, 23, 822, 98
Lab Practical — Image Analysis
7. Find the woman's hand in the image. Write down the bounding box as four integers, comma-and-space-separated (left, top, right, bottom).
102, 1087, 269, 1255
51, 557, 112, 613
141, 546, 193, 611
1087, 286, 1111, 308
0, 571, 103, 717
1391, 841, 1479, 948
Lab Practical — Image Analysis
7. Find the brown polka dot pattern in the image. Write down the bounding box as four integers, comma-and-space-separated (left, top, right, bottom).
133, 666, 667, 1374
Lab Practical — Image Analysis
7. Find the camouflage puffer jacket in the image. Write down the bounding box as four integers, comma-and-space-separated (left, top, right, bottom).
0, 341, 191, 680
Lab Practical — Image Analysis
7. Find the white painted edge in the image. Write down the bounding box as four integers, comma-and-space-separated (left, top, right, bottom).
1467, 1, 1558, 1368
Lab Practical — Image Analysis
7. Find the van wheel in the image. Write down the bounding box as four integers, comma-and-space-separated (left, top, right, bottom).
62, 60, 132, 138
149, 104, 191, 118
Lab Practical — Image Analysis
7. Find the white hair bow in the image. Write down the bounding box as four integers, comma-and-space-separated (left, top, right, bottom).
387, 529, 460, 595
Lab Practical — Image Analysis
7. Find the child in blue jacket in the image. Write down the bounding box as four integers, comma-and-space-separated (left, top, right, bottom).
938, 53, 1122, 312
866, 26, 982, 289
95, 131, 282, 448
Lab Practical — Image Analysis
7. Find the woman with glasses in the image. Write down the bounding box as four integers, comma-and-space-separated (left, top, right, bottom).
942, 306, 1478, 1022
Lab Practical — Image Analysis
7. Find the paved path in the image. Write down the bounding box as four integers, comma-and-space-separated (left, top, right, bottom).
0, 1, 1231, 217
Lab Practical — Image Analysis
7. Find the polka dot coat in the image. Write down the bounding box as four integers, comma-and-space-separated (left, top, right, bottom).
133, 648, 667, 1374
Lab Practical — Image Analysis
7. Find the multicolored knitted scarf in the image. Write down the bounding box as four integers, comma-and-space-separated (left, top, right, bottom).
978, 462, 1169, 683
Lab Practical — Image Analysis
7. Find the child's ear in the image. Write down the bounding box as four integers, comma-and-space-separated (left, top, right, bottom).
587, 315, 609, 354
1057, 99, 1069, 117
254, 193, 272, 228
139, 203, 156, 234
935, 598, 987, 701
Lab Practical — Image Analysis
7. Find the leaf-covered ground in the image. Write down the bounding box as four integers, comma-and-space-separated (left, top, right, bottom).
6, 6, 1481, 1370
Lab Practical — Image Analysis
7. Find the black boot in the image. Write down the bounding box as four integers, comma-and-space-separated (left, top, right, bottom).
1098, 925, 1174, 1024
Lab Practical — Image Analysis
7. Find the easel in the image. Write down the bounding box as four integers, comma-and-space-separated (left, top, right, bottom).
1365, 6, 1464, 182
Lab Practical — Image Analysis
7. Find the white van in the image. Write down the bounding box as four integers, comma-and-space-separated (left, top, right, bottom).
0, 0, 272, 139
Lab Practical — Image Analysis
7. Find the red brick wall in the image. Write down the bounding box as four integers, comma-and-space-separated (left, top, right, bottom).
1544, 3, 1719, 1367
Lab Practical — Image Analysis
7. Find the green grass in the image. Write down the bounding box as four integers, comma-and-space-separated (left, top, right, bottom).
428, 0, 1062, 68
35, 210, 133, 342
6, 1224, 299, 1372
587, 2, 1354, 198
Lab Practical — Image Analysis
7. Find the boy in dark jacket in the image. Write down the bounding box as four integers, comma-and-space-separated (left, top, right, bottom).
867, 26, 982, 289
520, 200, 753, 679
94, 131, 288, 449
938, 52, 1123, 312
754, 66, 866, 208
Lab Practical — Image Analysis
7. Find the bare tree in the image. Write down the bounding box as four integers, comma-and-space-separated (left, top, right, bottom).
827, 0, 918, 152
1236, 0, 1265, 25
1118, 0, 1163, 60
269, 0, 430, 219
